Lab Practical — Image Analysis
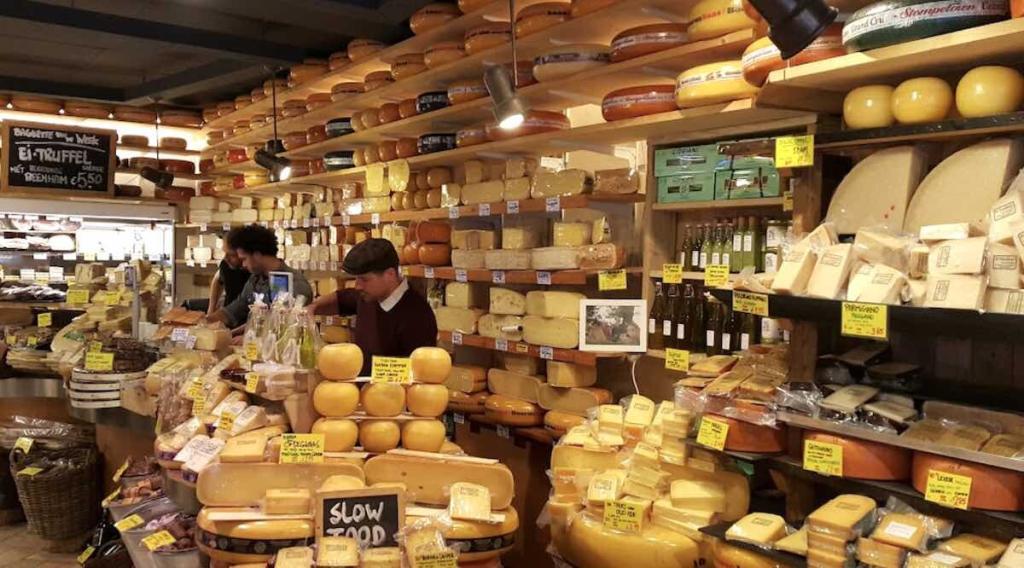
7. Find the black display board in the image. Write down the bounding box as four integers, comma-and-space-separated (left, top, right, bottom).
316, 487, 404, 548
1, 120, 115, 196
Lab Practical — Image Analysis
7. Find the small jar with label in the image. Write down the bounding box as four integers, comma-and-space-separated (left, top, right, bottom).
762, 218, 790, 274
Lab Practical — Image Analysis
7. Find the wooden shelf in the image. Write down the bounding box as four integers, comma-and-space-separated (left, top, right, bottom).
438, 330, 622, 366
815, 111, 1024, 151
467, 414, 555, 447
175, 258, 350, 278
116, 168, 209, 182
651, 197, 784, 211
117, 144, 201, 157
758, 18, 1024, 113
207, 159, 261, 175
403, 265, 642, 285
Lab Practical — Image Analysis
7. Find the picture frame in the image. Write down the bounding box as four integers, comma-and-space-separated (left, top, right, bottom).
578, 299, 647, 353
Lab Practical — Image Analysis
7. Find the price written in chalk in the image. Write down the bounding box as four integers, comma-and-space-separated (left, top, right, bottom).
371, 356, 411, 384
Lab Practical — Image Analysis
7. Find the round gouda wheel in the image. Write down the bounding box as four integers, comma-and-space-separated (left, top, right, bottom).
426, 189, 443, 208
282, 131, 308, 150
457, 125, 488, 147
892, 77, 953, 124
363, 147, 379, 165
312, 418, 359, 451
359, 421, 401, 453
712, 540, 781, 568
361, 383, 406, 417
329, 51, 348, 70
379, 103, 402, 124
114, 106, 158, 123
417, 243, 451, 265
956, 66, 1024, 118
790, 22, 845, 66
485, 110, 570, 140
290, 62, 327, 84
533, 44, 611, 82
410, 347, 453, 383
251, 87, 266, 102
464, 23, 511, 55
804, 431, 910, 480
197, 508, 313, 564
12, 96, 63, 114
348, 39, 386, 61
403, 193, 418, 212
507, 60, 538, 87
392, 193, 407, 212
160, 159, 195, 174
399, 99, 420, 119
485, 394, 544, 426
353, 151, 366, 167
426, 167, 453, 188
706, 413, 787, 453
159, 136, 187, 150
843, 85, 896, 129
415, 171, 431, 191
675, 60, 759, 108
412, 190, 431, 211
263, 78, 288, 96
306, 125, 327, 145
378, 141, 399, 162
515, 2, 571, 37
249, 115, 265, 129
602, 84, 677, 121
403, 242, 421, 264
544, 410, 586, 436
202, 107, 219, 122
425, 41, 466, 68
571, 0, 618, 17
449, 391, 488, 414
65, 102, 111, 119
392, 53, 427, 80
416, 220, 451, 243
912, 452, 1024, 511
410, 3, 461, 34
561, 509, 699, 568
610, 23, 688, 62
401, 420, 447, 452
282, 100, 307, 118
448, 78, 488, 105
459, 0, 491, 12
305, 93, 332, 112
687, 0, 757, 41
331, 82, 364, 100
741, 36, 782, 87
406, 384, 450, 417
418, 133, 457, 154
364, 70, 395, 91
324, 151, 356, 171
396, 138, 419, 158
317, 343, 363, 380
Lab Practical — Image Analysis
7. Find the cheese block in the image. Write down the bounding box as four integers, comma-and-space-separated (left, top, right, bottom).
531, 247, 581, 270
912, 452, 1024, 511
924, 274, 986, 309
775, 527, 809, 557
445, 282, 486, 308
490, 288, 526, 315
533, 44, 610, 82
854, 264, 909, 304
487, 368, 543, 403
586, 469, 628, 505
193, 327, 231, 351
501, 225, 543, 250
434, 307, 484, 333
559, 512, 700, 568
526, 291, 585, 318
985, 288, 1024, 314
928, 237, 987, 275
478, 314, 524, 341
806, 494, 876, 540
461, 180, 505, 205
906, 552, 973, 567
771, 248, 817, 295
317, 537, 359, 567
981, 433, 1024, 457
197, 463, 365, 507
504, 177, 532, 201
997, 538, 1024, 567
544, 411, 587, 436
553, 222, 593, 247
452, 249, 487, 269
938, 534, 1007, 565
531, 170, 591, 199
725, 513, 787, 546
669, 479, 726, 512
501, 353, 541, 375
537, 386, 611, 416
904, 139, 1024, 233
448, 391, 488, 414
546, 361, 596, 387
826, 146, 927, 234
220, 436, 269, 463
452, 229, 496, 250
445, 365, 487, 393
988, 190, 1024, 244
484, 394, 545, 426
820, 384, 879, 414
854, 228, 916, 273
872, 513, 939, 551
987, 243, 1021, 289
448, 482, 491, 522
804, 431, 910, 480
265, 488, 311, 515
364, 453, 514, 508
806, 243, 856, 299
856, 537, 908, 568
485, 249, 532, 270
578, 244, 624, 269
523, 316, 579, 348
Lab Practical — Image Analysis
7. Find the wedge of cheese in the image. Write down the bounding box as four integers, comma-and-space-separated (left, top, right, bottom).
486, 368, 543, 403
445, 282, 485, 308
477, 314, 524, 341
490, 288, 526, 315
771, 248, 817, 295
825, 146, 927, 234
444, 365, 487, 393
806, 243, 855, 299
532, 247, 581, 270
923, 274, 986, 309
434, 307, 484, 333
927, 237, 987, 275
546, 361, 596, 387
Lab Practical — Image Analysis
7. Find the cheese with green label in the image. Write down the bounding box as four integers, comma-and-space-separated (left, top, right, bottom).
445, 282, 485, 308
489, 288, 526, 315
523, 316, 579, 348
434, 307, 484, 333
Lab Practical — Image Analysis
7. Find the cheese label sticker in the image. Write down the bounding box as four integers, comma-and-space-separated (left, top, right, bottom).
925, 469, 972, 510
105, 290, 121, 306
186, 376, 204, 400
775, 135, 814, 168
412, 550, 458, 568
733, 291, 769, 316
112, 459, 130, 482
27, 336, 38, 347
661, 263, 683, 284
18, 466, 43, 476
803, 439, 843, 477
77, 546, 95, 564
102, 487, 121, 507
841, 301, 888, 341
5, 334, 15, 345
114, 514, 144, 532
84, 352, 114, 372
244, 372, 260, 393
664, 348, 690, 371
141, 530, 176, 551
696, 416, 729, 451
14, 437, 33, 453
191, 396, 205, 417
598, 269, 627, 291
244, 342, 259, 361
783, 189, 794, 212
37, 312, 52, 328
89, 341, 103, 353
279, 433, 326, 464
604, 499, 645, 534
371, 356, 412, 384
218, 410, 237, 433
704, 264, 730, 287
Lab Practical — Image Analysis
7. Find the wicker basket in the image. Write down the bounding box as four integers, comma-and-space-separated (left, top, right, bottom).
10, 446, 100, 540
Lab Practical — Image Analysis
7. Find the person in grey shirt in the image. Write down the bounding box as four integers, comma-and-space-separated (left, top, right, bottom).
208, 224, 313, 332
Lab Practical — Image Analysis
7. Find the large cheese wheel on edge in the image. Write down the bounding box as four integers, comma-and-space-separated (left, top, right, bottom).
842, 0, 1009, 52
449, 391, 489, 414
610, 23, 688, 62
544, 410, 587, 437
406, 507, 519, 562
912, 452, 1024, 511
804, 431, 911, 480
602, 85, 677, 121
485, 394, 544, 426
676, 61, 759, 108
708, 413, 787, 453
560, 511, 700, 568
197, 507, 313, 564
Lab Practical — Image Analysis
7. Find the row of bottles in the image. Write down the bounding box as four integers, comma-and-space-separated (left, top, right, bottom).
648, 281, 785, 353
677, 217, 792, 273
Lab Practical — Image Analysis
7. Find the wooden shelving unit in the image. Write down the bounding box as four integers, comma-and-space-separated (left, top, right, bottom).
403, 265, 642, 285
206, 159, 261, 175
651, 197, 784, 211
116, 168, 209, 182
437, 330, 621, 366
117, 144, 201, 157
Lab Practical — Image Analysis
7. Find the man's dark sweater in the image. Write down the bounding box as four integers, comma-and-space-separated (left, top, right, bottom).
335, 282, 438, 375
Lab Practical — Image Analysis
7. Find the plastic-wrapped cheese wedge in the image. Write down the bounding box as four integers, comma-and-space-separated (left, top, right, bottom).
938, 534, 1008, 566
725, 512, 788, 547
406, 507, 518, 563
806, 494, 876, 540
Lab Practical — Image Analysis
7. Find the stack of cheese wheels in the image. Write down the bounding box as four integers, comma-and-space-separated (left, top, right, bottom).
741, 23, 844, 86
445, 364, 490, 414
415, 220, 452, 266
312, 343, 363, 452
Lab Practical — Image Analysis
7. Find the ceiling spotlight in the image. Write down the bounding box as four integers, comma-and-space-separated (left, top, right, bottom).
254, 148, 292, 182
484, 65, 527, 131
140, 166, 173, 189
746, 0, 837, 58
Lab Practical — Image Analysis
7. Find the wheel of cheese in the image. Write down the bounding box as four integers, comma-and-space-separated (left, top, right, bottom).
457, 125, 489, 147
215, 101, 235, 117
464, 23, 512, 55
687, 0, 757, 41
399, 99, 420, 119
515, 2, 571, 37
459, 0, 491, 12
197, 508, 314, 564
325, 118, 354, 139
912, 452, 1024, 511
318, 343, 363, 380
417, 91, 451, 114
227, 148, 248, 164
426, 189, 443, 208
329, 51, 349, 70
376, 141, 399, 162
324, 151, 356, 171
602, 84, 677, 121
448, 78, 488, 105
409, 347, 452, 383
378, 103, 401, 124
425, 41, 466, 68
114, 106, 158, 123
789, 22, 845, 66
712, 540, 781, 568
507, 60, 538, 87
331, 82, 364, 101
610, 23, 688, 62
675, 60, 759, 108
485, 110, 570, 140
244, 172, 269, 187
290, 61, 327, 84
207, 131, 225, 145
248, 115, 265, 129
391, 53, 427, 80
364, 70, 395, 91
290, 160, 312, 178
397, 137, 420, 158
956, 66, 1024, 118
160, 186, 195, 202
562, 510, 700, 568
250, 87, 266, 102
544, 410, 586, 436
407, 384, 450, 417
741, 37, 783, 86
232, 124, 250, 136
418, 133, 457, 154
282, 131, 308, 150
307, 125, 328, 145
130, 157, 160, 170
363, 146, 379, 165
10, 96, 62, 114
312, 418, 359, 451
401, 420, 446, 452
119, 134, 149, 147
392, 193, 407, 213
426, 167, 453, 188
415, 220, 452, 243
892, 77, 953, 124
282, 100, 307, 118
571, 0, 618, 17
843, 85, 895, 129
348, 38, 386, 61
359, 420, 401, 453
533, 44, 611, 82
360, 108, 382, 129
202, 107, 219, 122
361, 383, 406, 417
449, 391, 489, 414
233, 95, 251, 110
306, 92, 333, 111
403, 242, 421, 264
353, 150, 366, 167
311, 159, 326, 175
707, 413, 787, 453
263, 78, 288, 97
417, 243, 451, 265
410, 3, 461, 34
64, 101, 110, 119
804, 431, 910, 480
159, 137, 188, 150
485, 394, 544, 426
232, 174, 246, 189
405, 507, 519, 562
160, 159, 195, 174
843, 0, 1007, 52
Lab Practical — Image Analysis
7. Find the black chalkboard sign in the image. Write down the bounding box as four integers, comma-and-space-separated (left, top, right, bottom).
1, 120, 115, 196
316, 487, 404, 548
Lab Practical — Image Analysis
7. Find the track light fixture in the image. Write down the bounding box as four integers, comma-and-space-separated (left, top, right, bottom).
485, 65, 527, 130
255, 146, 292, 182
746, 0, 837, 59
140, 166, 173, 189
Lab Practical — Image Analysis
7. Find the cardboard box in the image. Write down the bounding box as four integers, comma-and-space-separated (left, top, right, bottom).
654, 144, 726, 177
657, 172, 716, 203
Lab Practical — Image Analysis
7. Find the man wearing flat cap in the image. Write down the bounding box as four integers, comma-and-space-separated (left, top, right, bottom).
306, 238, 437, 375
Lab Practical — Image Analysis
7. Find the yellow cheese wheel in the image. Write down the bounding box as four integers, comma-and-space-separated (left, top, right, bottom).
391, 53, 427, 81
955, 66, 1024, 118
407, 384, 450, 417
484, 394, 544, 426
392, 193, 407, 212
312, 418, 358, 452
364, 71, 394, 92
687, 0, 757, 41
449, 391, 489, 414
712, 540, 781, 568
197, 508, 313, 564
561, 511, 700, 568
359, 420, 401, 452
361, 383, 407, 417
843, 85, 896, 129
410, 3, 461, 34
318, 343, 363, 380
426, 189, 443, 208
313, 381, 360, 417
892, 77, 953, 124
413, 190, 430, 210
675, 60, 758, 108
348, 38, 386, 61
401, 420, 447, 452
410, 346, 453, 383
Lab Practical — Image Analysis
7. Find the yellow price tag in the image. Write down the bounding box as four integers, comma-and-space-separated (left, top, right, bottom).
412, 550, 458, 568
218, 411, 237, 433
841, 301, 888, 341
88, 341, 103, 353
77, 546, 95, 564
85, 351, 114, 372
664, 348, 690, 372
603, 499, 645, 534
925, 470, 972, 510
244, 342, 259, 362
186, 376, 204, 400
661, 263, 683, 284
371, 356, 412, 384
191, 396, 205, 417
783, 190, 794, 212
279, 433, 326, 464
244, 372, 260, 394
104, 290, 122, 306
37, 312, 52, 328
114, 514, 144, 532
803, 440, 843, 477
733, 291, 769, 317
102, 488, 121, 507
27, 336, 38, 347
4, 334, 15, 345
598, 269, 627, 291
696, 416, 729, 451
67, 289, 89, 305
774, 135, 814, 168
18, 466, 43, 476
14, 437, 33, 453
141, 530, 176, 551
112, 459, 130, 482
704, 264, 730, 288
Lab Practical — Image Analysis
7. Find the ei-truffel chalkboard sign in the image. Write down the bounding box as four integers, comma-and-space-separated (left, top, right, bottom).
316, 487, 404, 548
1, 120, 116, 196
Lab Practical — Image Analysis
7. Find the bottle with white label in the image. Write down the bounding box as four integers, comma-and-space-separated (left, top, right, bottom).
663, 284, 679, 349
705, 297, 721, 355
730, 217, 745, 273
761, 317, 782, 344
648, 282, 665, 350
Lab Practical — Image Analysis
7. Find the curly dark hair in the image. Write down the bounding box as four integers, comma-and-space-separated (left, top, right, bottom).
226, 224, 278, 256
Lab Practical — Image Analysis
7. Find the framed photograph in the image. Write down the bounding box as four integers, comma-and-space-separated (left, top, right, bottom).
579, 299, 647, 353
268, 271, 293, 302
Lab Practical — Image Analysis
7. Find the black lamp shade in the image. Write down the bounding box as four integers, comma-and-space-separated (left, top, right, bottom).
747, 0, 838, 59
140, 166, 174, 188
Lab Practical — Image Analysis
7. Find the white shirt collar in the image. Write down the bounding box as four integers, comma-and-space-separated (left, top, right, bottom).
379, 278, 409, 312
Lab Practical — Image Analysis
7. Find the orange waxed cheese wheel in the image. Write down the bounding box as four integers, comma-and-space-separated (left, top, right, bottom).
361, 383, 407, 417
312, 418, 359, 452
417, 243, 451, 266
359, 420, 401, 453
313, 381, 360, 417
708, 414, 787, 453
912, 452, 1024, 511
406, 384, 450, 417
804, 431, 911, 481
484, 394, 544, 426
410, 347, 452, 383
401, 420, 447, 452
449, 391, 489, 414
317, 343, 364, 380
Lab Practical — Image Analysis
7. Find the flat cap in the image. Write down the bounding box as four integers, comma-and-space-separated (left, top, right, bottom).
341, 238, 400, 275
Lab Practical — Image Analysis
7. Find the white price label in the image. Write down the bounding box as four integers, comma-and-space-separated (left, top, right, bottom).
199, 260, 207, 268
19, 269, 35, 281
185, 335, 197, 349
506, 200, 520, 214
318, 261, 327, 271
324, 214, 332, 224
448, 207, 460, 219
170, 328, 189, 342
455, 269, 467, 282
424, 266, 435, 279
63, 252, 77, 261
492, 271, 505, 284
32, 253, 47, 260
273, 221, 281, 229
96, 251, 111, 261
545, 197, 561, 213
539, 346, 554, 360
495, 338, 508, 352
371, 213, 380, 225
478, 203, 491, 217
496, 425, 511, 439
452, 332, 463, 345
291, 219, 299, 229
222, 223, 231, 231
199, 223, 207, 232
302, 218, 310, 228
186, 260, 195, 267
329, 261, 338, 271
342, 214, 351, 226
536, 271, 552, 285
48, 267, 64, 282
454, 413, 465, 424
148, 253, 161, 262
313, 217, 320, 227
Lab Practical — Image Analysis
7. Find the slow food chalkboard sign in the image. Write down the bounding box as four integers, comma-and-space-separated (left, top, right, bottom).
1, 120, 115, 196
316, 487, 404, 548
